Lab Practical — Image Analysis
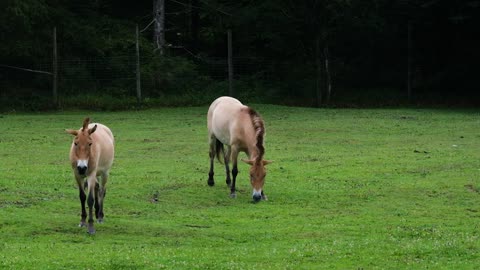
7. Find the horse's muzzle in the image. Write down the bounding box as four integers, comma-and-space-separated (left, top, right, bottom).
252, 189, 263, 203
77, 166, 87, 175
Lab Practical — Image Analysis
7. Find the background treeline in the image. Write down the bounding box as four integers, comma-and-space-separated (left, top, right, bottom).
0, 0, 479, 110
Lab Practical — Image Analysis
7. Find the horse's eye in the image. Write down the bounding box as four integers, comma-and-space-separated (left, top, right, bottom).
89, 143, 92, 146
74, 142, 78, 146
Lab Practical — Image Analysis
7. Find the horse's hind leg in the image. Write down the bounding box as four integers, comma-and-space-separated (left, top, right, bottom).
97, 172, 108, 223
207, 136, 215, 186
94, 183, 100, 220
224, 146, 232, 186
86, 175, 97, 234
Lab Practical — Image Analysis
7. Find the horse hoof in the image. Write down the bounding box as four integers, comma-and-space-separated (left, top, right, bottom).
230, 193, 237, 199
88, 228, 96, 235
208, 180, 215, 186
79, 222, 86, 227
262, 194, 268, 201
97, 219, 104, 224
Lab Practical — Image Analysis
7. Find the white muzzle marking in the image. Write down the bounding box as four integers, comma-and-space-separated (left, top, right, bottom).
77, 159, 88, 168
253, 189, 262, 197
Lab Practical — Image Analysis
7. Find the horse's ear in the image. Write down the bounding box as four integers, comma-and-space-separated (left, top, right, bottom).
82, 117, 90, 131
263, 160, 273, 166
88, 124, 97, 135
241, 158, 254, 165
65, 129, 78, 136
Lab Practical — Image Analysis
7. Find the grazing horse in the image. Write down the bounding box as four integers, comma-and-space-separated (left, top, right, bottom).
66, 117, 114, 234
207, 96, 272, 202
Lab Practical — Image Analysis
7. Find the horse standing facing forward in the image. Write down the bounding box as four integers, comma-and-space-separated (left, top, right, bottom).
207, 96, 272, 202
66, 117, 114, 234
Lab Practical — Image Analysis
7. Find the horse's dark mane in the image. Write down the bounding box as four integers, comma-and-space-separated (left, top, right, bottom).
246, 107, 265, 162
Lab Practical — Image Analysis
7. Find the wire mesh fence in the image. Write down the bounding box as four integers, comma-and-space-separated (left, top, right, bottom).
1, 54, 273, 105
0, 52, 348, 109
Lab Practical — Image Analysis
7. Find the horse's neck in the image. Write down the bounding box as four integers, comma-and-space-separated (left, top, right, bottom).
246, 144, 260, 161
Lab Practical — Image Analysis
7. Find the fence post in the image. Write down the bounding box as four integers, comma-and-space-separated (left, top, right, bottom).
227, 29, 234, 97
52, 27, 58, 107
407, 20, 413, 102
136, 24, 142, 104
315, 36, 322, 107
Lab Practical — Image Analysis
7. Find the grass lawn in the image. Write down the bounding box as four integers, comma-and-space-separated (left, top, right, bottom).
0, 105, 479, 269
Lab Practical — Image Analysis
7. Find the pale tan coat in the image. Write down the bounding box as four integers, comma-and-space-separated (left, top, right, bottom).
67, 118, 114, 234
207, 96, 271, 202
208, 96, 258, 156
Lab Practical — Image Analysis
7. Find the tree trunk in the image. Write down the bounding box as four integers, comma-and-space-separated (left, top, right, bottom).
52, 27, 58, 107
227, 29, 234, 97
153, 0, 166, 55
136, 24, 142, 104
315, 36, 322, 107
407, 20, 413, 102
324, 45, 332, 104
190, 0, 200, 52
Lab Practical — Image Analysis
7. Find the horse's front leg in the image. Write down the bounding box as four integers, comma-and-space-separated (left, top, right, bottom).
230, 147, 239, 198
261, 190, 268, 201
86, 174, 97, 234
224, 146, 232, 186
75, 176, 87, 227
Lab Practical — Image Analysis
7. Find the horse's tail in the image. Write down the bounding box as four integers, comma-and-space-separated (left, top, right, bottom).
215, 138, 224, 164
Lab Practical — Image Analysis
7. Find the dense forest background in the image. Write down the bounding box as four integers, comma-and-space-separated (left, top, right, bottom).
0, 0, 479, 110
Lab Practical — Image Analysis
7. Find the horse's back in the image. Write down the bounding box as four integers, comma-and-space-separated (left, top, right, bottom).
90, 123, 114, 144
208, 96, 250, 145
89, 123, 114, 172
209, 96, 243, 110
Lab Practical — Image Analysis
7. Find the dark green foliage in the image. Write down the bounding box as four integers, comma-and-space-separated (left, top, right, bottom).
0, 0, 479, 110
142, 56, 209, 96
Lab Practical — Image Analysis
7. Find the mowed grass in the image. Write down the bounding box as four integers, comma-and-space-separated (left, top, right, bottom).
0, 106, 479, 269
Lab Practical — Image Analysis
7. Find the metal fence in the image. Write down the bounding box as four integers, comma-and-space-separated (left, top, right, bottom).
1, 54, 272, 103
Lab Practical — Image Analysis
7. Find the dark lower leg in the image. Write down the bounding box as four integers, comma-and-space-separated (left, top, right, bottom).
230, 165, 238, 197
98, 187, 106, 221
224, 158, 231, 186
224, 148, 232, 186
94, 184, 100, 219
87, 190, 95, 234
261, 190, 268, 200
79, 189, 87, 226
208, 152, 215, 186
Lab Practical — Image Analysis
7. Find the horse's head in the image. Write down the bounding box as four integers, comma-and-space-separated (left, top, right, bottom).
66, 118, 97, 176
242, 158, 272, 202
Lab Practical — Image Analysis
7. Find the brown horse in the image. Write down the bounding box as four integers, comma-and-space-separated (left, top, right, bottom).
207, 96, 272, 202
66, 118, 114, 234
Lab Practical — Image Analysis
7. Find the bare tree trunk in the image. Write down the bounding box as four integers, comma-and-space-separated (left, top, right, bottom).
190, 0, 200, 52
315, 36, 322, 107
228, 29, 234, 97
407, 20, 413, 102
153, 0, 166, 55
52, 27, 58, 107
136, 24, 142, 104
324, 45, 332, 104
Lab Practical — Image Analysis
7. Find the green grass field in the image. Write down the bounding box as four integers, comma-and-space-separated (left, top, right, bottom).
1, 106, 479, 269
